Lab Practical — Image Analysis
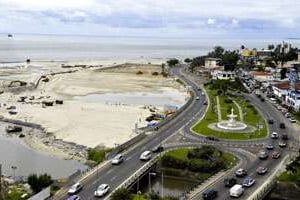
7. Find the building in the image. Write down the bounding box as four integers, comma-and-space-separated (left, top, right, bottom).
272, 81, 290, 102
286, 88, 300, 110
250, 71, 274, 82
204, 58, 221, 69
211, 70, 235, 80
256, 49, 272, 60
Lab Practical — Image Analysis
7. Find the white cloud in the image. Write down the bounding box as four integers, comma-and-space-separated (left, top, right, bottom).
207, 18, 215, 25
0, 0, 300, 37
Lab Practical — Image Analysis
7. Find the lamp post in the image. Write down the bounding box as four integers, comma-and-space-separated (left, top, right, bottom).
11, 166, 17, 177
148, 172, 156, 193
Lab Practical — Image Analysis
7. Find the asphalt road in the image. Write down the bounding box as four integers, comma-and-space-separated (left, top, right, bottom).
57, 68, 299, 200
187, 83, 297, 199
56, 67, 209, 200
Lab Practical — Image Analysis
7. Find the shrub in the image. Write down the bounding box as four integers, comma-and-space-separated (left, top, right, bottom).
136, 71, 143, 75
152, 72, 159, 76
161, 155, 187, 169
111, 188, 132, 200
28, 173, 53, 193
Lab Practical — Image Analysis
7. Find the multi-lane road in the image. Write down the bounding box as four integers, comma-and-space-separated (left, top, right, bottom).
55, 67, 210, 200
56, 67, 299, 200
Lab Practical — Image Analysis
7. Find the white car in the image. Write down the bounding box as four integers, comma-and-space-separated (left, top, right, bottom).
196, 96, 200, 100
111, 154, 124, 165
271, 132, 278, 139
94, 184, 110, 197
68, 182, 82, 194
140, 150, 152, 161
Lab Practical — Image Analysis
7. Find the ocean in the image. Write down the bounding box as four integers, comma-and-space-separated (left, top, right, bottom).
1, 33, 299, 64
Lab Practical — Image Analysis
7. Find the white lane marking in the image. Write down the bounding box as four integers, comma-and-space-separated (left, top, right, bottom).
126, 156, 132, 161
106, 169, 113, 175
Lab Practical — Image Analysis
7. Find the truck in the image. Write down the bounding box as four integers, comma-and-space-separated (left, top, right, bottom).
230, 184, 244, 198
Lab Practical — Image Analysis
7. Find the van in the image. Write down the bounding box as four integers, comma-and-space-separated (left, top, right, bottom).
140, 151, 151, 161
202, 189, 217, 200
230, 184, 244, 198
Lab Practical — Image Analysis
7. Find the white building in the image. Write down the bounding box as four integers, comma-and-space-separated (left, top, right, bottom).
286, 89, 300, 111
205, 58, 221, 69
211, 70, 235, 80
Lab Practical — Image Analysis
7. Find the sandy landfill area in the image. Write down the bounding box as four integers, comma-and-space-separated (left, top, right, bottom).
0, 63, 186, 150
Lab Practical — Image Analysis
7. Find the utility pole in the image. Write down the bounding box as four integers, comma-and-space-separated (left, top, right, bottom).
0, 164, 3, 200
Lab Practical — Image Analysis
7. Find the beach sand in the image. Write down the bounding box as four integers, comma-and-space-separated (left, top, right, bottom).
0, 64, 186, 149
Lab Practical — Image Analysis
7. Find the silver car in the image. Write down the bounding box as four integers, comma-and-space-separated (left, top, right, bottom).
94, 184, 110, 197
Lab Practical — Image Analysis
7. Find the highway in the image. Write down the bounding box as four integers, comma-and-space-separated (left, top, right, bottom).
56, 67, 299, 200
55, 67, 210, 200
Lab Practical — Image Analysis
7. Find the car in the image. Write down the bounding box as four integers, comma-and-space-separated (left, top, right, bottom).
279, 123, 286, 129
271, 132, 279, 139
196, 96, 200, 100
285, 113, 291, 118
242, 177, 255, 187
268, 119, 274, 124
68, 182, 82, 195
224, 177, 237, 187
260, 98, 265, 102
140, 150, 152, 161
235, 168, 247, 177
272, 151, 280, 159
111, 154, 124, 165
265, 144, 274, 150
198, 88, 201, 91
256, 167, 268, 175
279, 142, 287, 148
67, 195, 80, 200
152, 146, 164, 153
258, 151, 268, 160
282, 133, 288, 140
205, 136, 219, 141
230, 184, 244, 198
94, 184, 110, 197
203, 101, 208, 105
202, 188, 218, 200
289, 118, 297, 123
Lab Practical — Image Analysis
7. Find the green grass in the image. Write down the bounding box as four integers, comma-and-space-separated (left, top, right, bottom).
277, 171, 299, 182
132, 194, 148, 200
87, 148, 112, 164
6, 187, 28, 200
223, 152, 238, 169
164, 148, 190, 160
192, 86, 268, 140
218, 95, 239, 120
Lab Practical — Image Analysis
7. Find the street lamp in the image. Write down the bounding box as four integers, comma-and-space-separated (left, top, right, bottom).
148, 172, 156, 193
11, 166, 17, 177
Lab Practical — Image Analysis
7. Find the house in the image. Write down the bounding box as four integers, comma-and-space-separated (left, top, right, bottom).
211, 70, 235, 80
250, 71, 274, 82
256, 49, 272, 60
286, 87, 300, 111
204, 58, 221, 69
272, 81, 290, 102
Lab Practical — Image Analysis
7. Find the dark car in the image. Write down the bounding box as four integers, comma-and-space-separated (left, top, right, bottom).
279, 123, 286, 129
224, 177, 237, 187
260, 98, 265, 102
203, 101, 208, 105
268, 119, 274, 124
202, 189, 218, 200
206, 136, 219, 141
152, 146, 164, 153
282, 134, 288, 140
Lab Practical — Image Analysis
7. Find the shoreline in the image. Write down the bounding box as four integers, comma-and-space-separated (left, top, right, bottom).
0, 63, 188, 161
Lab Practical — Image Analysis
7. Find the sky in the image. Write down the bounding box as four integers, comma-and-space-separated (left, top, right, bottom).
1, 0, 300, 38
